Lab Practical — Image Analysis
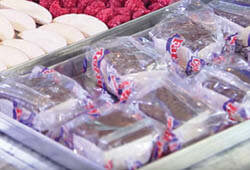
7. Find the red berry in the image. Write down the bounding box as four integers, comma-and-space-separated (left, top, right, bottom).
158, 0, 170, 6
108, 15, 130, 28
148, 2, 162, 11
149, 0, 158, 3
84, 0, 106, 16
49, 0, 70, 17
96, 8, 115, 23
61, 0, 78, 8
132, 8, 150, 19
113, 7, 131, 17
125, 0, 145, 12
106, 0, 122, 8
142, 0, 151, 6
70, 7, 78, 13
77, 0, 94, 13
40, 0, 55, 9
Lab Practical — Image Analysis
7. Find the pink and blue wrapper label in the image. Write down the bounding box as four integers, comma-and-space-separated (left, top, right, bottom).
185, 56, 206, 75
85, 101, 101, 118
151, 116, 181, 161
13, 101, 22, 121
108, 73, 132, 103
50, 127, 74, 150
89, 48, 133, 103
210, 53, 226, 64
223, 99, 248, 122
89, 48, 110, 90
222, 33, 238, 54
128, 161, 143, 170
248, 33, 250, 46
166, 34, 184, 60
223, 99, 238, 121
13, 101, 35, 127
104, 160, 113, 170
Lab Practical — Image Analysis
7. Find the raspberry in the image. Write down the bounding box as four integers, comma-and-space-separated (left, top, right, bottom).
70, 7, 78, 13
169, 0, 179, 4
96, 8, 115, 23
61, 0, 78, 8
106, 0, 123, 8
49, 0, 70, 17
158, 0, 171, 6
113, 7, 131, 17
77, 0, 94, 13
148, 2, 162, 11
39, 0, 55, 9
100, 0, 109, 3
142, 0, 150, 6
84, 0, 106, 16
108, 15, 130, 28
149, 0, 158, 3
125, 0, 146, 12
132, 8, 150, 19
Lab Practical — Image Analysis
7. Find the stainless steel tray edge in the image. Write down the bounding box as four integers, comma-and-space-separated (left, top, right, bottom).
0, 112, 103, 170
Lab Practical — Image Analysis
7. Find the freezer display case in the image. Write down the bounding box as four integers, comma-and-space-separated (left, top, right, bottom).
0, 0, 249, 170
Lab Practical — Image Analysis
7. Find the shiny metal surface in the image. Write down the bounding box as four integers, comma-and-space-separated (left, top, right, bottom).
0, 132, 64, 170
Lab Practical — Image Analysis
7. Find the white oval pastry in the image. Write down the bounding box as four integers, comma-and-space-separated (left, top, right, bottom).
0, 14, 14, 40
0, 0, 52, 24
1, 39, 45, 59
39, 23, 85, 44
19, 29, 67, 53
0, 9, 36, 32
53, 14, 108, 37
0, 45, 29, 67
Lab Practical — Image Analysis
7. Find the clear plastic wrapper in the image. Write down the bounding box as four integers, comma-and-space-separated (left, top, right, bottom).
0, 66, 97, 132
190, 67, 250, 122
131, 71, 228, 160
149, 1, 226, 76
225, 67, 250, 85
82, 36, 166, 102
209, 0, 250, 28
48, 107, 162, 170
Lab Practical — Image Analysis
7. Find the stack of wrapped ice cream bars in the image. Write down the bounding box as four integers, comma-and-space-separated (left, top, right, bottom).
0, 0, 249, 169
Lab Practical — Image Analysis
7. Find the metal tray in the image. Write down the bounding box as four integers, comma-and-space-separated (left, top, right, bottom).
1, 0, 249, 170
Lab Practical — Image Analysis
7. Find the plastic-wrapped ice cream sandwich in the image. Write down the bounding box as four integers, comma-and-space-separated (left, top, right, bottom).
133, 71, 226, 160
148, 0, 226, 76
48, 106, 163, 170
209, 0, 250, 28
0, 66, 97, 132
82, 36, 167, 102
190, 66, 250, 122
